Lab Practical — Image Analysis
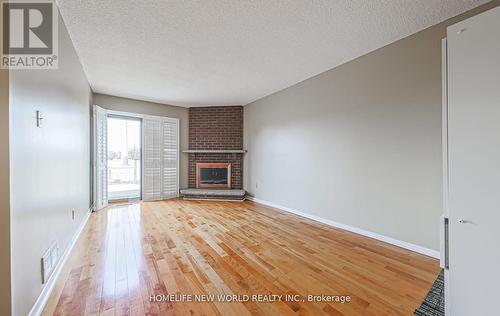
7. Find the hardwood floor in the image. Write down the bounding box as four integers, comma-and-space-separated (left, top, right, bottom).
42, 199, 440, 316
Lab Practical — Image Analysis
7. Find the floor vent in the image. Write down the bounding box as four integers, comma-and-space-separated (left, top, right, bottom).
41, 242, 59, 284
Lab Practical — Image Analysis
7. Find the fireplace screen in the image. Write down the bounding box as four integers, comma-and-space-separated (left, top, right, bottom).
196, 162, 231, 189
200, 168, 228, 185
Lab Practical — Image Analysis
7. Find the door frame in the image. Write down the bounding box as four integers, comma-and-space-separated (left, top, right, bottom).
441, 38, 451, 316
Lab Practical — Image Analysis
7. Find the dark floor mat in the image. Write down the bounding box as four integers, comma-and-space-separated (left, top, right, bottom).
415, 270, 445, 316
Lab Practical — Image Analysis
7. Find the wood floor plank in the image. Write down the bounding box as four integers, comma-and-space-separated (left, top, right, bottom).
42, 199, 440, 316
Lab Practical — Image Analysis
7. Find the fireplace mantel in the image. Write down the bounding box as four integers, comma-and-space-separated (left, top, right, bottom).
183, 149, 247, 154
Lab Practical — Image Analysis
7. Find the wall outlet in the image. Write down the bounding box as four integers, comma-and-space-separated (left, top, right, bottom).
255, 182, 258, 189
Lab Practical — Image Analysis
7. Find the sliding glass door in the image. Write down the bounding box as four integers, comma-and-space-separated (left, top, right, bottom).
107, 115, 141, 201
93, 106, 179, 208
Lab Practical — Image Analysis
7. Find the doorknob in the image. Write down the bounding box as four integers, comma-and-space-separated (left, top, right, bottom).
458, 219, 469, 224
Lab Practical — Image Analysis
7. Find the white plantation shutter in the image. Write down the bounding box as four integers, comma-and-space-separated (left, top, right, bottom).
94, 105, 108, 210
162, 118, 179, 199
143, 116, 162, 201
142, 115, 179, 201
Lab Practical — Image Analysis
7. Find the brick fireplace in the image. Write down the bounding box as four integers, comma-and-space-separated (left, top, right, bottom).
186, 106, 244, 190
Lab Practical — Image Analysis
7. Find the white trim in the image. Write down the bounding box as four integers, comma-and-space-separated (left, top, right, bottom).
442, 36, 451, 316
176, 117, 180, 197
28, 208, 93, 316
141, 115, 145, 200
441, 38, 450, 270
442, 38, 449, 220
106, 109, 144, 119
247, 196, 440, 259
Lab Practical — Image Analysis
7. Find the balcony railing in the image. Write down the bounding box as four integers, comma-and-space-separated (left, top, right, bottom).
108, 163, 140, 200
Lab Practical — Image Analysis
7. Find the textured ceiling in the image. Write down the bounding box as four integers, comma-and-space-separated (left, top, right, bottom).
57, 0, 488, 107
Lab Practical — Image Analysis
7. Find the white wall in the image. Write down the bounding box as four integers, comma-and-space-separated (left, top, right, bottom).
9, 13, 92, 316
244, 2, 500, 252
92, 93, 189, 189
245, 16, 448, 252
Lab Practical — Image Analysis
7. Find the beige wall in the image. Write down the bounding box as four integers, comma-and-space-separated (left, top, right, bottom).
244, 1, 500, 252
9, 14, 92, 316
93, 93, 189, 189
0, 60, 11, 315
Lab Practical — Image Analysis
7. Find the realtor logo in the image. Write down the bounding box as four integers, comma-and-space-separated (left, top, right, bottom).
1, 0, 58, 69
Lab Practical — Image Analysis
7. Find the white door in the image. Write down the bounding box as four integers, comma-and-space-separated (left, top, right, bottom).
446, 6, 500, 316
94, 105, 108, 210
142, 115, 179, 201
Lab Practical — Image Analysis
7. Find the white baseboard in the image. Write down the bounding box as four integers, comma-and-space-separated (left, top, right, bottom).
247, 196, 440, 259
28, 208, 93, 316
